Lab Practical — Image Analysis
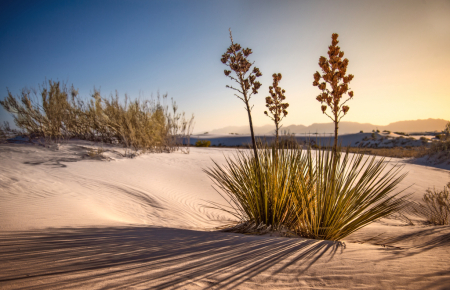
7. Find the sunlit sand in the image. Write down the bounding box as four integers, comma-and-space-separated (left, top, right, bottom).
1, 141, 449, 289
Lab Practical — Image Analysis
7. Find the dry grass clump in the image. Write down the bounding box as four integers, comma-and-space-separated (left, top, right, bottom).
0, 80, 194, 154
87, 147, 106, 159
195, 140, 211, 147
346, 147, 428, 158
412, 183, 450, 225
206, 146, 408, 241
427, 140, 450, 161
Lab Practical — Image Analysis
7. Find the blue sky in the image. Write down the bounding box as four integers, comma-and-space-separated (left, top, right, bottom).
1, 0, 449, 133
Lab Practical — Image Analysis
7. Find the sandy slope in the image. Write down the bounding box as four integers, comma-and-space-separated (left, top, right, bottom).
1, 142, 449, 289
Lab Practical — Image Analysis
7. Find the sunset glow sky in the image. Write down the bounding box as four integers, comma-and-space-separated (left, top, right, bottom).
1, 0, 449, 133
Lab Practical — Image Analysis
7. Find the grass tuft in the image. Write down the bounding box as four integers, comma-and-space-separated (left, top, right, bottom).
412, 183, 450, 225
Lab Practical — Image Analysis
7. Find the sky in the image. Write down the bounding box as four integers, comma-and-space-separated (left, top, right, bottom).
0, 0, 449, 133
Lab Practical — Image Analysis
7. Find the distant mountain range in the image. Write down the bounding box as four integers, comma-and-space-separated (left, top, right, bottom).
207, 118, 448, 135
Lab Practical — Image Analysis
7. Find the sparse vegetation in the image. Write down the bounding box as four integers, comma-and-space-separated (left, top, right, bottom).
394, 132, 407, 136
0, 80, 194, 154
427, 139, 450, 161
87, 147, 106, 158
413, 183, 450, 225
346, 147, 427, 158
195, 140, 211, 147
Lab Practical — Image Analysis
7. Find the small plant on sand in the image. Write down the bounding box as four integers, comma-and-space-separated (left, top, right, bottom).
413, 183, 450, 225
264, 73, 289, 146
87, 147, 105, 158
444, 122, 450, 139
221, 29, 262, 160
313, 33, 354, 154
195, 140, 211, 147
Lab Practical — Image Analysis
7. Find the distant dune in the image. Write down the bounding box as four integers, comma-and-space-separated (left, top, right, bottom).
207, 118, 448, 135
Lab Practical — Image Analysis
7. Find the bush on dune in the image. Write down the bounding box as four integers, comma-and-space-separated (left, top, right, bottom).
0, 80, 194, 153
412, 183, 450, 225
195, 140, 211, 147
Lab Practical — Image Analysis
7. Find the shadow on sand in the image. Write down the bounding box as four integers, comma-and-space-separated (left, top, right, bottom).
0, 226, 343, 289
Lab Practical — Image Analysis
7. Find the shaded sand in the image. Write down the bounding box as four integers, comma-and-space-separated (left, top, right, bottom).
1, 142, 449, 289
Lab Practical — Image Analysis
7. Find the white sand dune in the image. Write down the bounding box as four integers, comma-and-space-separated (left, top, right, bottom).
1, 142, 449, 289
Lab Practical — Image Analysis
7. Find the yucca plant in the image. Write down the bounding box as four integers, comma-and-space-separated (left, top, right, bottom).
292, 147, 408, 241
206, 146, 408, 241
204, 147, 305, 229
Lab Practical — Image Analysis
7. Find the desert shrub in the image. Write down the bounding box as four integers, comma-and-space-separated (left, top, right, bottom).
0, 81, 76, 141
395, 132, 407, 136
206, 146, 408, 241
87, 147, 105, 158
427, 139, 450, 161
0, 80, 194, 154
371, 132, 376, 139
277, 136, 300, 149
0, 124, 7, 143
195, 140, 211, 147
360, 130, 363, 133
413, 183, 450, 225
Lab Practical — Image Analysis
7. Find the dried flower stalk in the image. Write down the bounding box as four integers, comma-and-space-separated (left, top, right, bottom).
221, 28, 262, 161
313, 33, 354, 153
264, 73, 289, 146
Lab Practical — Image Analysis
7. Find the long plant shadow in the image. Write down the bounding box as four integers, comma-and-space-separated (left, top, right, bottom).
0, 226, 342, 289
366, 226, 450, 261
